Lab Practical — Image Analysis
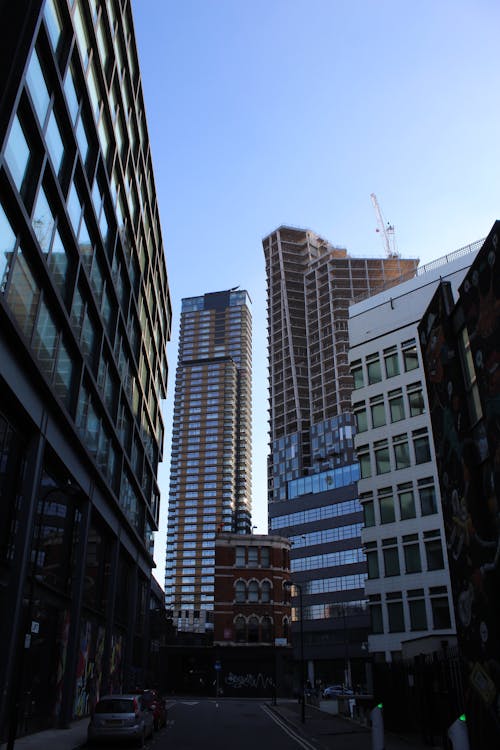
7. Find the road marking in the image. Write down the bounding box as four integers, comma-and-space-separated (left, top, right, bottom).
261, 705, 319, 750
179, 701, 200, 706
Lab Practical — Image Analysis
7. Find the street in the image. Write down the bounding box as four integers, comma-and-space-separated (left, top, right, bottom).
140, 699, 318, 750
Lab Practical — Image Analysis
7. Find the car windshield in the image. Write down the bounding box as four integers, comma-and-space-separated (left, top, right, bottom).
95, 699, 135, 714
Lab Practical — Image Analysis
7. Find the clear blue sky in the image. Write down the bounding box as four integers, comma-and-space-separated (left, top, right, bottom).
131, 0, 500, 585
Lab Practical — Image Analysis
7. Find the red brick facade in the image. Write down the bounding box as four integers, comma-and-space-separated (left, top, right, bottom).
214, 533, 292, 646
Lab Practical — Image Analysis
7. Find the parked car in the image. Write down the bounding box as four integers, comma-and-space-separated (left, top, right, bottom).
141, 688, 167, 730
322, 685, 354, 699
87, 694, 154, 747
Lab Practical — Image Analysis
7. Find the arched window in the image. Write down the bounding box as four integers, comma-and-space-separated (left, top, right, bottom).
235, 580, 246, 603
248, 615, 259, 643
261, 580, 271, 603
248, 580, 259, 603
235, 616, 246, 642
261, 616, 273, 643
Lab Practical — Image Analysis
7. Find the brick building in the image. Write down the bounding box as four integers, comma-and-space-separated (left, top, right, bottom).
214, 532, 291, 645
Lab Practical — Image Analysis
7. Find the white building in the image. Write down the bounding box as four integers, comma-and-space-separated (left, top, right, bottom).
348, 240, 483, 661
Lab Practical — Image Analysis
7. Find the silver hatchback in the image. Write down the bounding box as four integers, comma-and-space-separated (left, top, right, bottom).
87, 694, 154, 747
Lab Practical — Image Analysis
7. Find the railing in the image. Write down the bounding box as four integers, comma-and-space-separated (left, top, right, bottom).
352, 238, 484, 304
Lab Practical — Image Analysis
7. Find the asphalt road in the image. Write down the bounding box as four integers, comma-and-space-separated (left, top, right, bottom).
147, 698, 318, 750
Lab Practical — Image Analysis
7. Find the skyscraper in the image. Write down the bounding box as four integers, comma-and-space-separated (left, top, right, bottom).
0, 0, 171, 735
264, 225, 419, 685
165, 289, 252, 635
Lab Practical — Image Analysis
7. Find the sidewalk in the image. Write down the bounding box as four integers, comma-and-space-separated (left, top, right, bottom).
269, 699, 438, 750
0, 719, 87, 750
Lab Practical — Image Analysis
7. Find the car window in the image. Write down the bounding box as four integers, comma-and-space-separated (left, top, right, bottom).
95, 699, 135, 713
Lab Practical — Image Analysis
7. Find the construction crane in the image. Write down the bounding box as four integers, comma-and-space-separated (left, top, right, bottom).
370, 193, 400, 258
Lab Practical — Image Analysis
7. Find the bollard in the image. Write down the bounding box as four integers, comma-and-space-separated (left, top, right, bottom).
447, 714, 470, 750
370, 703, 384, 750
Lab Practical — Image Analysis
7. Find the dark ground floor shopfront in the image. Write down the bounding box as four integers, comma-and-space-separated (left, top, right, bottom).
0, 387, 155, 741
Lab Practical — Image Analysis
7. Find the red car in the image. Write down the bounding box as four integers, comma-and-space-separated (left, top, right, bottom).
141, 689, 167, 730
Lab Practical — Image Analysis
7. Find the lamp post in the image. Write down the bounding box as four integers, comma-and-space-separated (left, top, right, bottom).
284, 580, 305, 723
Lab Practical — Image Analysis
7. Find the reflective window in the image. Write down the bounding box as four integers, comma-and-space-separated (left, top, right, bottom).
32, 187, 55, 254
44, 0, 63, 51
402, 339, 419, 371
398, 483, 416, 520
431, 595, 451, 629
370, 395, 386, 428
32, 299, 58, 378
393, 434, 410, 470
419, 479, 437, 516
366, 354, 382, 384
389, 388, 405, 423
413, 429, 431, 464
248, 581, 259, 603
76, 114, 89, 164
384, 347, 400, 378
67, 182, 82, 236
408, 594, 427, 631
6, 248, 40, 338
74, 1, 91, 71
0, 204, 16, 292
26, 49, 50, 125
375, 439, 391, 475
4, 115, 31, 192
53, 337, 74, 408
47, 229, 70, 297
403, 535, 421, 573
378, 488, 395, 524
64, 64, 80, 125
46, 110, 65, 176
408, 383, 425, 417
387, 600, 404, 632
382, 539, 400, 576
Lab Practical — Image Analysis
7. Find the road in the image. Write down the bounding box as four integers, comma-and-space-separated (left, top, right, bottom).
146, 698, 317, 750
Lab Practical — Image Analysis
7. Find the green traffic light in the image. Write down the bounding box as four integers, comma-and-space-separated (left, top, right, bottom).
377, 703, 383, 709
459, 714, 466, 722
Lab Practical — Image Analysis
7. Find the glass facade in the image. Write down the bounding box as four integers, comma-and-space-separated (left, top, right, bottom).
0, 0, 171, 734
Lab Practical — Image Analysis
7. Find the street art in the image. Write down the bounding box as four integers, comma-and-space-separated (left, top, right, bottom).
225, 671, 274, 690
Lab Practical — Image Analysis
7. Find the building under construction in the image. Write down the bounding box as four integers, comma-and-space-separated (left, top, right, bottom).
264, 225, 419, 686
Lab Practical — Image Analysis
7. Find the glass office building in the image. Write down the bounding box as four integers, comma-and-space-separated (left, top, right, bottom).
165, 290, 252, 635
0, 0, 171, 736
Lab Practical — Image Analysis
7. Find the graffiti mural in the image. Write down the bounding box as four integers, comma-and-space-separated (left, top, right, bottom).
419, 221, 500, 745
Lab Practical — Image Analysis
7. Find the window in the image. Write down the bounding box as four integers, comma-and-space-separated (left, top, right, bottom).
419, 478, 437, 516
366, 543, 379, 579
393, 434, 410, 470
370, 395, 386, 428
26, 49, 50, 125
358, 446, 371, 478
248, 547, 258, 565
387, 594, 405, 633
44, 0, 63, 51
366, 354, 382, 384
370, 600, 383, 634
261, 616, 273, 643
248, 616, 259, 643
425, 531, 444, 570
378, 487, 395, 524
32, 299, 58, 379
430, 588, 451, 629
398, 483, 416, 519
351, 360, 364, 389
235, 546, 245, 566
459, 327, 482, 425
260, 547, 270, 567
354, 403, 368, 433
248, 580, 259, 603
413, 429, 431, 464
235, 616, 246, 642
0, 203, 16, 291
4, 115, 31, 193
407, 382, 425, 417
408, 590, 427, 631
382, 538, 400, 576
261, 581, 271, 603
6, 248, 40, 339
235, 580, 246, 603
374, 439, 390, 475
389, 388, 405, 423
46, 109, 65, 177
403, 534, 421, 573
384, 347, 400, 378
362, 498, 375, 527
402, 339, 419, 371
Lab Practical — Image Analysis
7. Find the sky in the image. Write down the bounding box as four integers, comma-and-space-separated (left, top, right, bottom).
131, 0, 500, 586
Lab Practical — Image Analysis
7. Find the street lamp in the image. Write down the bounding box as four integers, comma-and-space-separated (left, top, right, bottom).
283, 580, 305, 723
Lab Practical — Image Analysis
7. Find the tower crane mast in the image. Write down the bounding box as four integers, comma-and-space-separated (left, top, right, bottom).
370, 193, 399, 258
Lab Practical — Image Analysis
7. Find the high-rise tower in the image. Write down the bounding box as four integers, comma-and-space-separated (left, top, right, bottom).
264, 225, 419, 684
165, 289, 252, 634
